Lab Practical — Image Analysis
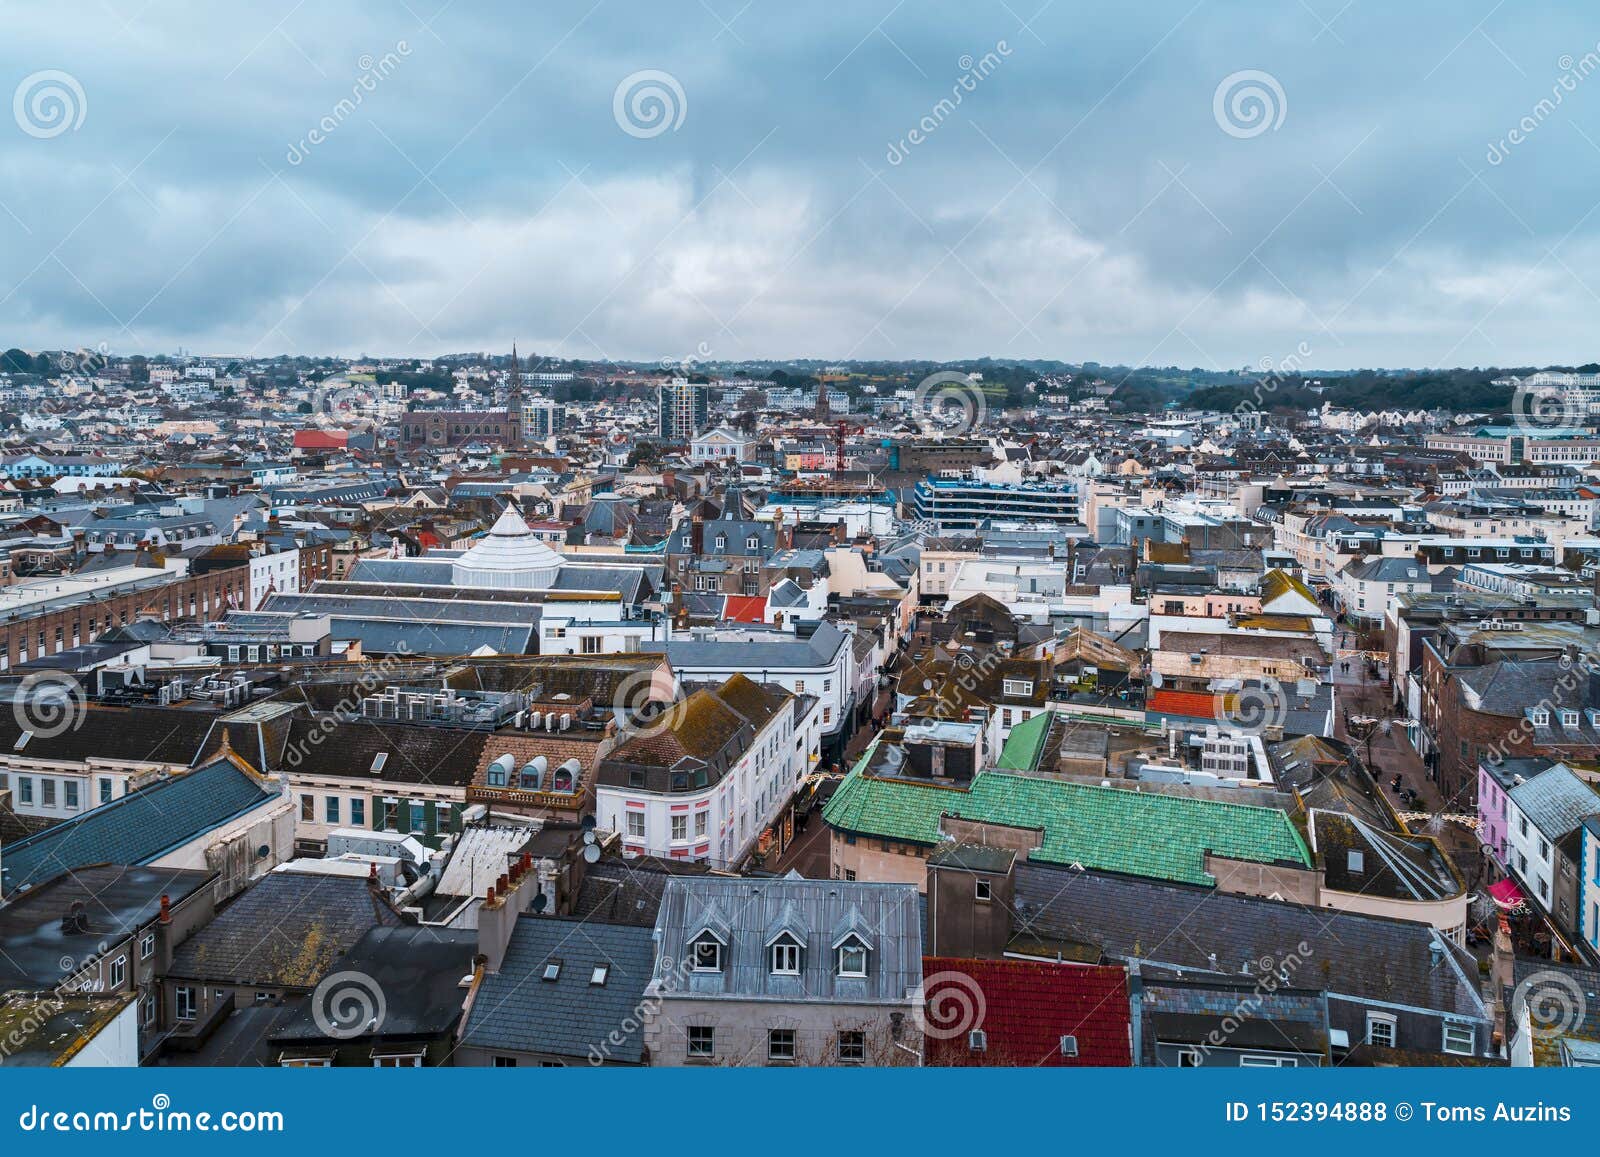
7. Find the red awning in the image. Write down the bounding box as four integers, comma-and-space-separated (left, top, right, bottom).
1488, 878, 1526, 909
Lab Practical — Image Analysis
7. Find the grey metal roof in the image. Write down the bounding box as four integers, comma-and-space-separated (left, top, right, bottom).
0, 755, 277, 893
345, 558, 457, 584
460, 916, 657, 1062
1508, 763, 1600, 839
650, 875, 922, 1004
660, 620, 847, 671
328, 618, 533, 656
1012, 862, 1487, 1022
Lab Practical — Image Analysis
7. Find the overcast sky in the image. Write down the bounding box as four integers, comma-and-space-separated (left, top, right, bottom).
2, 1, 1598, 369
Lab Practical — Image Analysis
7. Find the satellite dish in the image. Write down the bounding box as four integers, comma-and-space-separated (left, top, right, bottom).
531, 892, 548, 913
581, 814, 597, 830
583, 843, 602, 864
583, 830, 596, 846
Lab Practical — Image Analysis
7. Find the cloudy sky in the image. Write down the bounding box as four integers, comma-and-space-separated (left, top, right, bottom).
2, 1, 1598, 369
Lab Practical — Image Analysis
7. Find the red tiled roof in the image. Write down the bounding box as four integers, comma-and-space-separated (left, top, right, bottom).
293, 429, 347, 449
922, 957, 1131, 1066
1146, 688, 1221, 720
722, 595, 767, 624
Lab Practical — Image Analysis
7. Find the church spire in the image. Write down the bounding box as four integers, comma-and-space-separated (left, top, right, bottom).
506, 342, 524, 449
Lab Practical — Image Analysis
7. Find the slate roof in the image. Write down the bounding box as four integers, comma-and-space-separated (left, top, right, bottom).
824, 747, 1310, 886
0, 865, 213, 988
1010, 861, 1488, 1023
922, 956, 1131, 1066
168, 871, 403, 988
651, 875, 923, 1003
275, 717, 489, 787
0, 703, 216, 766
268, 925, 477, 1043
0, 754, 278, 893
459, 916, 657, 1063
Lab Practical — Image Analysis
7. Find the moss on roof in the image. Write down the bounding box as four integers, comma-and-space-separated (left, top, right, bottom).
824, 743, 1312, 887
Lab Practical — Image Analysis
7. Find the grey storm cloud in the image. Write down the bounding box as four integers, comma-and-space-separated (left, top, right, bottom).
1, 0, 1598, 368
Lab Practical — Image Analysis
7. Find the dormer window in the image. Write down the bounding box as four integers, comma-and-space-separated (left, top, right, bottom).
747, 536, 760, 551
836, 936, 868, 977
1528, 708, 1550, 727
1002, 679, 1034, 697
770, 934, 802, 976
692, 934, 725, 973
1561, 710, 1580, 728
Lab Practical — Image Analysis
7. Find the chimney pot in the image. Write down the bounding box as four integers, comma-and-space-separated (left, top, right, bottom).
159, 894, 172, 924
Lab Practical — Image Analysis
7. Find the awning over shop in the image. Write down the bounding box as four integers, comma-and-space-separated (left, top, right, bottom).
1488, 878, 1526, 909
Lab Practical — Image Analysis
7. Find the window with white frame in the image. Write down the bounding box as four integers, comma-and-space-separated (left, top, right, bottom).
768, 1028, 796, 1061
1365, 1012, 1396, 1048
692, 935, 724, 972
770, 935, 802, 975
626, 811, 645, 838
175, 986, 196, 1020
1442, 1022, 1475, 1056
139, 932, 155, 959
836, 936, 868, 977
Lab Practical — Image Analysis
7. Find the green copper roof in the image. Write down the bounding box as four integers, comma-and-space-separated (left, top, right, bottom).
994, 711, 1052, 771
823, 747, 1311, 887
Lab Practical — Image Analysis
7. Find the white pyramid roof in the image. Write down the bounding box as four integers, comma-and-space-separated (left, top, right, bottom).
452, 504, 564, 589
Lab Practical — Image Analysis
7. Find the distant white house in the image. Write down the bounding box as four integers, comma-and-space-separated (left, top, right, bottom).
690, 426, 755, 465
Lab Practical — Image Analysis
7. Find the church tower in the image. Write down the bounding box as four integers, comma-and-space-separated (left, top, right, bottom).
505, 343, 525, 450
